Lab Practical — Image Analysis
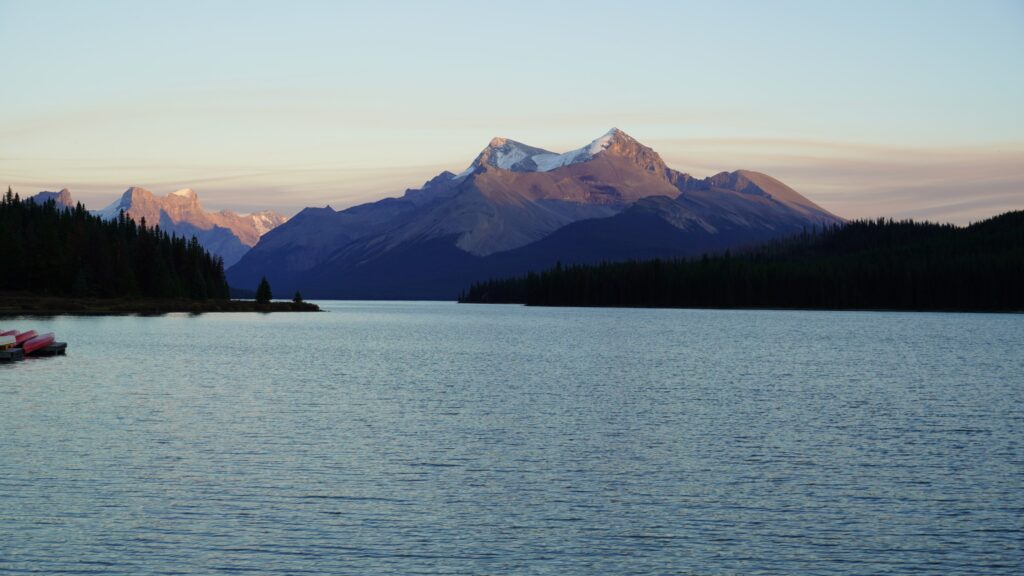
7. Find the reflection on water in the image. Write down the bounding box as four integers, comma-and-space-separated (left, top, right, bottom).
1, 303, 1021, 574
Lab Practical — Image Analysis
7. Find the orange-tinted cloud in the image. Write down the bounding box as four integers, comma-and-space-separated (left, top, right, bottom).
4, 137, 1021, 224
651, 138, 1024, 224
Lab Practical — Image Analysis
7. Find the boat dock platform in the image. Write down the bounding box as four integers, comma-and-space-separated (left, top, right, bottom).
0, 348, 24, 362
0, 342, 67, 362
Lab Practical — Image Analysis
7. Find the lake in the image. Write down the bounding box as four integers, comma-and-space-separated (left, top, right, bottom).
1, 302, 1021, 574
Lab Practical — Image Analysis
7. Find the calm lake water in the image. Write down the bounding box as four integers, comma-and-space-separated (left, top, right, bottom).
1, 302, 1022, 574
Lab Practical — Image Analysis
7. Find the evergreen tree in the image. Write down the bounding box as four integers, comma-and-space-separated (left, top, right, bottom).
459, 212, 1024, 312
0, 187, 230, 300
190, 268, 208, 300
292, 291, 303, 304
256, 276, 272, 304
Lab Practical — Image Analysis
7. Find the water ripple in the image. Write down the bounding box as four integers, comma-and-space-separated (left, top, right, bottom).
1, 303, 1022, 574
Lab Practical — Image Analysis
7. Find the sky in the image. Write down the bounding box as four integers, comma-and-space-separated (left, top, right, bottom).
1, 0, 1022, 223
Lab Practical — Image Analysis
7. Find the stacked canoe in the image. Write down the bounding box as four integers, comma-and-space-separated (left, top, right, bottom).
0, 328, 67, 362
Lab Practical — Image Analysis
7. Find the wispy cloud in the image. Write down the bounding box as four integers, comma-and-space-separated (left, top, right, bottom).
4, 137, 1021, 224
651, 138, 1024, 223
0, 158, 451, 215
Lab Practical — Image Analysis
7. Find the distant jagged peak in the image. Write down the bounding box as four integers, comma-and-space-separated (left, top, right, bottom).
36, 187, 73, 198
54, 188, 74, 205
168, 187, 197, 200
28, 188, 76, 208
100, 186, 200, 220
121, 186, 156, 201
93, 186, 153, 220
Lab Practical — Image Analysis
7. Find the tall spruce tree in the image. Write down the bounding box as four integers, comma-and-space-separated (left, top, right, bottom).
256, 276, 272, 304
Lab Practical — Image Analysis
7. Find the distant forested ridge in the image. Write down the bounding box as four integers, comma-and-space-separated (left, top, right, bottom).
459, 211, 1024, 311
1, 187, 229, 299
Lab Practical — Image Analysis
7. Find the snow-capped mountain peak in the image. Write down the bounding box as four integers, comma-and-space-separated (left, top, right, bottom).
588, 127, 621, 152
454, 128, 645, 177
228, 128, 843, 299
472, 138, 554, 172
530, 128, 623, 172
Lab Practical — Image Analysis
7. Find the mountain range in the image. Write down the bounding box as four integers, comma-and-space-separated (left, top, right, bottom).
28, 187, 287, 267
228, 129, 843, 299
27, 188, 77, 210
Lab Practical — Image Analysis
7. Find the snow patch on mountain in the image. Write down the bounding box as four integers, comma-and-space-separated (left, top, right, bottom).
248, 211, 287, 237
487, 138, 533, 169
97, 196, 131, 220
532, 128, 619, 172
452, 165, 475, 180
456, 128, 624, 176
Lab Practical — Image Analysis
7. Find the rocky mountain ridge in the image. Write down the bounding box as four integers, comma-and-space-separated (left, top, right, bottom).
228, 128, 843, 299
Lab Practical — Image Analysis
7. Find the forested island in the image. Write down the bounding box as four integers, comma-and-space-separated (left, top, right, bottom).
0, 188, 317, 314
459, 211, 1024, 312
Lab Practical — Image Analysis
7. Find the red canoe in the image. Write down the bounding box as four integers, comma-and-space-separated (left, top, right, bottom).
23, 333, 55, 355
0, 330, 17, 337
15, 330, 37, 346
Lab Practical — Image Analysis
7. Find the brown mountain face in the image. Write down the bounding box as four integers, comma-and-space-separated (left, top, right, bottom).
472, 150, 678, 205
673, 169, 841, 229
382, 129, 684, 256
100, 187, 286, 248
599, 129, 670, 176
210, 209, 288, 246
229, 128, 844, 298
97, 187, 287, 266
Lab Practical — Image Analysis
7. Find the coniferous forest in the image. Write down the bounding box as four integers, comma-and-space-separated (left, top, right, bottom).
460, 211, 1024, 311
0, 187, 229, 300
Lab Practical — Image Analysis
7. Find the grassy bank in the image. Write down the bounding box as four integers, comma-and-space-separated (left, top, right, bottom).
0, 293, 320, 316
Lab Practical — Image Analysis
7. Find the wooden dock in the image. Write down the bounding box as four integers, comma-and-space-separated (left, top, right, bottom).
0, 342, 67, 362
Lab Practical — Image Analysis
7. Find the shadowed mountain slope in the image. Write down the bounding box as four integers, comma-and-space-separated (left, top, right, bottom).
228, 129, 842, 298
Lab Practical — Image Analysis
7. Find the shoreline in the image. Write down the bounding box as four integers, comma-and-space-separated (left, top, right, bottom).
458, 301, 1023, 314
0, 295, 320, 316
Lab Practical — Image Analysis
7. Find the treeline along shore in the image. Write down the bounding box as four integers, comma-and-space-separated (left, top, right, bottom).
459, 211, 1024, 312
0, 293, 317, 316
0, 188, 317, 314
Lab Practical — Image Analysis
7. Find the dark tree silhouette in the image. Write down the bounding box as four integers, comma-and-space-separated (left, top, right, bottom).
292, 291, 303, 304
460, 212, 1024, 312
1, 188, 229, 299
256, 276, 273, 304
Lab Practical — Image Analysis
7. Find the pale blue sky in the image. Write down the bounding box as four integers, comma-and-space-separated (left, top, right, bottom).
1, 0, 1022, 222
